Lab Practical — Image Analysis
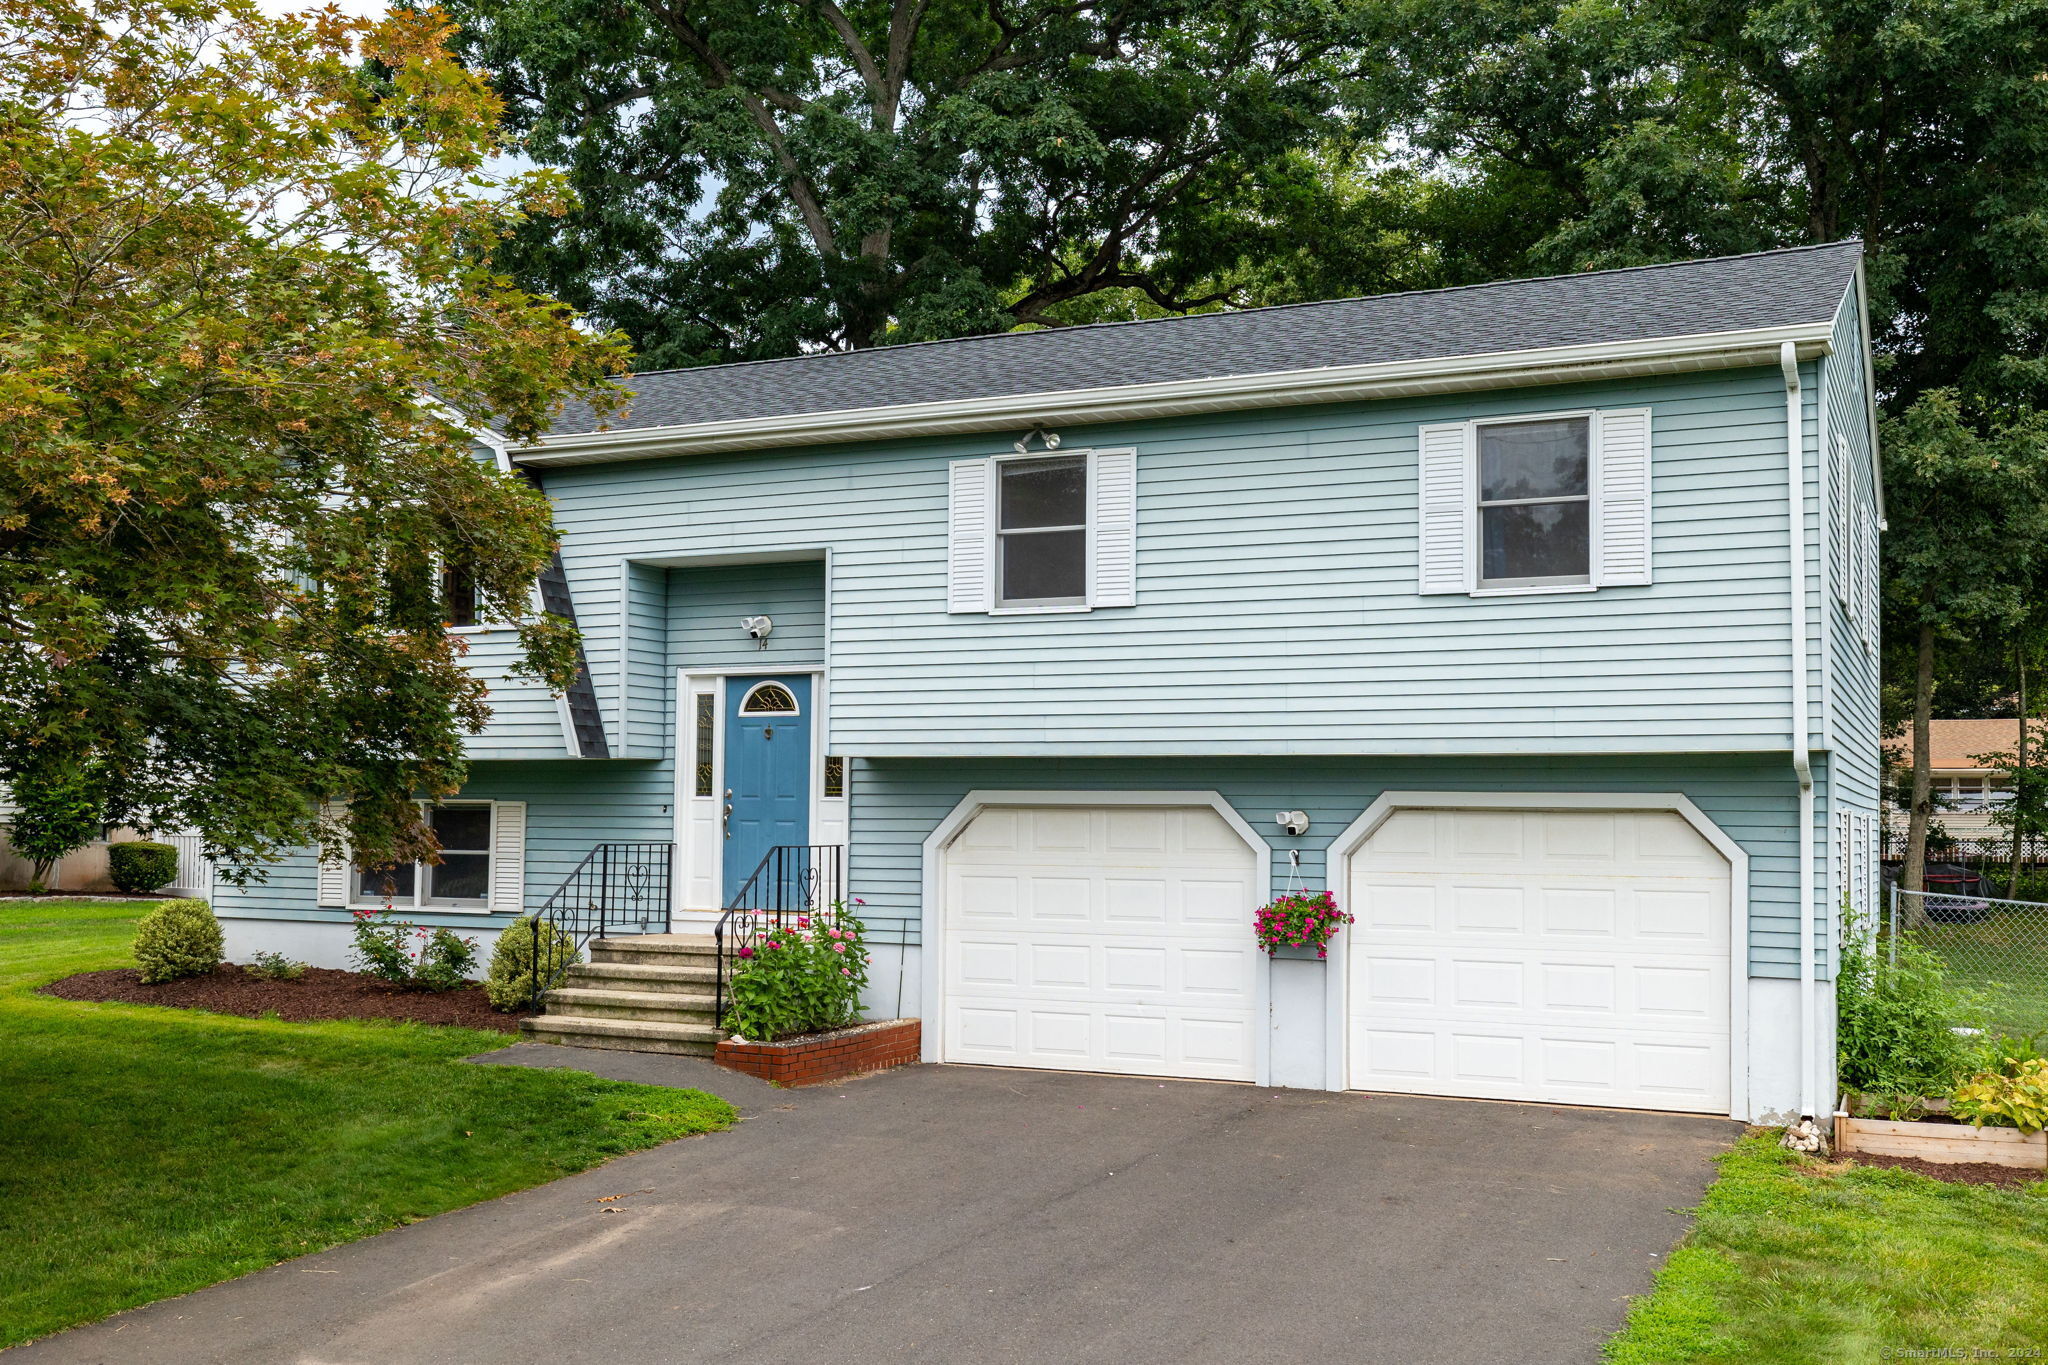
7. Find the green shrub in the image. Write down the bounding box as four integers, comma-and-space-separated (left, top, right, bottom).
1952, 1056, 2048, 1132
723, 901, 870, 1043
245, 950, 306, 981
484, 916, 581, 1010
347, 908, 478, 991
132, 898, 224, 983
1836, 908, 1985, 1097
107, 840, 180, 894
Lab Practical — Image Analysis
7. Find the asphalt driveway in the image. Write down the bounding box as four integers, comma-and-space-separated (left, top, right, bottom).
14, 1049, 1738, 1365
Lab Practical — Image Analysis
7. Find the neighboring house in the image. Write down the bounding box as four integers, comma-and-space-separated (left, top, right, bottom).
0, 789, 213, 896
1883, 718, 2020, 838
216, 241, 1883, 1125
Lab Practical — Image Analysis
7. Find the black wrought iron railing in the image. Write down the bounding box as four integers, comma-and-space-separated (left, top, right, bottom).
520, 841, 672, 1011
714, 843, 844, 1024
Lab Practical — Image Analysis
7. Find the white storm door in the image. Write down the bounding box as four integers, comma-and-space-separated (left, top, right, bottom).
942, 804, 1260, 1082
1348, 807, 1732, 1113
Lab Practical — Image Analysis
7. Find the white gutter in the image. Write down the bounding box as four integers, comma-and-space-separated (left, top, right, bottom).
1781, 340, 1818, 1123
514, 322, 1838, 466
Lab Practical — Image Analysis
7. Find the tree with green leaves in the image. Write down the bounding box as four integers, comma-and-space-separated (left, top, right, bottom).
1878, 394, 2048, 897
5, 761, 103, 892
433, 0, 1384, 365
0, 0, 627, 879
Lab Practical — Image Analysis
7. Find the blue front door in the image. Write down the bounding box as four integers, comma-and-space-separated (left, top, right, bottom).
723, 675, 812, 903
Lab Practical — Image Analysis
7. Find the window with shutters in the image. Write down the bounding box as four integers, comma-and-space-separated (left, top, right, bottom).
354, 803, 493, 909
1417, 407, 1652, 596
948, 447, 1138, 613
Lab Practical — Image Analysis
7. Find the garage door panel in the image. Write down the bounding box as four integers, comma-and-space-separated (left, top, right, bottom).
1350, 808, 1732, 1113
943, 804, 1259, 1082
1351, 1018, 1731, 1108
945, 998, 1254, 1080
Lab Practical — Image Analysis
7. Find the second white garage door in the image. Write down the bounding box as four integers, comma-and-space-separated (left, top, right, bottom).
941, 804, 1261, 1081
1347, 807, 1733, 1113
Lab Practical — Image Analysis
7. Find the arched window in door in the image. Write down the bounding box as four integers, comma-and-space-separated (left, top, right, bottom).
738, 681, 799, 715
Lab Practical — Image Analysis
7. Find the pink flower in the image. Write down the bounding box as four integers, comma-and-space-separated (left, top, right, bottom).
833, 942, 847, 953
738, 945, 755, 959
766, 940, 781, 950
853, 897, 866, 905
798, 916, 811, 928
840, 967, 851, 976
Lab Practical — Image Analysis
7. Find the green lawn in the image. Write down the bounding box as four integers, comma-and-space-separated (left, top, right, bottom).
1606, 1137, 2048, 1363
0, 899, 735, 1349
1907, 906, 2048, 1035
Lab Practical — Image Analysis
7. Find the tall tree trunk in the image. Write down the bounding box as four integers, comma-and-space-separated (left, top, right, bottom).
1903, 621, 1936, 922
2011, 653, 2028, 900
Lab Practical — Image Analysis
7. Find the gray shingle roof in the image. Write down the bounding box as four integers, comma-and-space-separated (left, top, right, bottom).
545, 241, 1861, 436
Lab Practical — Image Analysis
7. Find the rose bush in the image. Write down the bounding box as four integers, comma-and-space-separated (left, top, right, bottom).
348, 907, 478, 991
1253, 890, 1352, 958
723, 900, 871, 1043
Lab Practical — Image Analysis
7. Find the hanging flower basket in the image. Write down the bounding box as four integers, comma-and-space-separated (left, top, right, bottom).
1253, 890, 1353, 959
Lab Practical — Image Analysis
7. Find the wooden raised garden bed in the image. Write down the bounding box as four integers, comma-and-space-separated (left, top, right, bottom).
715, 1018, 920, 1087
1834, 1110, 2048, 1170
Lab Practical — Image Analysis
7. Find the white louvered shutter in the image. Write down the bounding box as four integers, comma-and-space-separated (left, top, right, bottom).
1417, 422, 1474, 594
1857, 503, 1877, 646
1593, 408, 1653, 587
947, 458, 993, 613
489, 801, 526, 914
315, 801, 349, 907
1831, 437, 1851, 604
1089, 448, 1138, 608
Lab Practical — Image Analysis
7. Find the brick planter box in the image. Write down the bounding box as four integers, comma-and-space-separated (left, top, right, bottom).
715, 1018, 921, 1087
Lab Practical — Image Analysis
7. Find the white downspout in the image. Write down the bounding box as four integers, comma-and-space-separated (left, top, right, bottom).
1782, 341, 1817, 1123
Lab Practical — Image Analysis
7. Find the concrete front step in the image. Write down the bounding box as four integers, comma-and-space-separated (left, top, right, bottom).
519, 1014, 722, 1057
562, 961, 719, 994
539, 987, 717, 1023
589, 934, 722, 969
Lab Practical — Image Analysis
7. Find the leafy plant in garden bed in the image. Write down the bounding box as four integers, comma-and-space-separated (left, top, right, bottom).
1837, 907, 1987, 1098
132, 899, 222, 983
348, 907, 477, 992
723, 901, 870, 1043
1253, 890, 1353, 958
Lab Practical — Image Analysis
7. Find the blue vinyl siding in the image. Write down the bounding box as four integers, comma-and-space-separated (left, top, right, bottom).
668, 560, 826, 672
539, 365, 1826, 757
618, 561, 669, 757
845, 752, 1825, 979
456, 631, 570, 760
212, 760, 675, 930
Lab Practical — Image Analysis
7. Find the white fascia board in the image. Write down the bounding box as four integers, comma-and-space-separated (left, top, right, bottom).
511, 321, 1839, 467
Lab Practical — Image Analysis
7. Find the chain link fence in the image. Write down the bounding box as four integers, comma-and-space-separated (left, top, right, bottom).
1887, 886, 2048, 1037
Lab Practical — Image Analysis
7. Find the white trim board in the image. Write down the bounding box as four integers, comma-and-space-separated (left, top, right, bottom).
1322, 790, 1752, 1118
514, 326, 1837, 466
918, 789, 1276, 1083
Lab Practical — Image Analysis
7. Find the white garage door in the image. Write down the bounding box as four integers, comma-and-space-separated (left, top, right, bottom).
1348, 807, 1732, 1113
942, 804, 1260, 1081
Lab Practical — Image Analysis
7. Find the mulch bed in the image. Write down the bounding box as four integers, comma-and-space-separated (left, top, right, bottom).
39, 966, 521, 1032
1839, 1153, 2047, 1190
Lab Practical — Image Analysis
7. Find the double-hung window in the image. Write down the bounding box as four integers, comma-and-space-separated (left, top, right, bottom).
997, 455, 1089, 606
1476, 417, 1592, 589
355, 803, 493, 910
1417, 406, 1652, 595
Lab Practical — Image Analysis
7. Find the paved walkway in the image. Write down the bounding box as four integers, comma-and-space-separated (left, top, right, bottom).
15, 1047, 1738, 1365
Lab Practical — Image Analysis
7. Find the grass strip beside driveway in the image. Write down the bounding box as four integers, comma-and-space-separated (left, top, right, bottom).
1606, 1135, 2048, 1363
0, 899, 734, 1349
